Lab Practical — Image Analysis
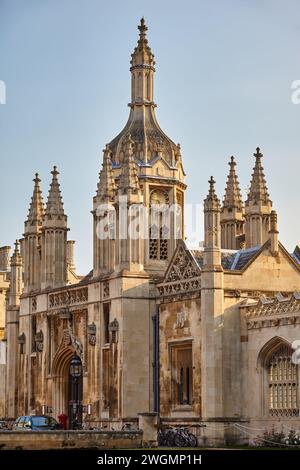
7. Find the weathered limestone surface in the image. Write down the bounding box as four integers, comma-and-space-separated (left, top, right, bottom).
0, 430, 142, 450
1, 18, 300, 448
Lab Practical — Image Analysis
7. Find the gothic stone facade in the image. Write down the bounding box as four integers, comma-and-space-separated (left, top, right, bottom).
2, 19, 300, 444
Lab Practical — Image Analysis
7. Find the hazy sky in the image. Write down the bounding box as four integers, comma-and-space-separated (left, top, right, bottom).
1, 0, 300, 274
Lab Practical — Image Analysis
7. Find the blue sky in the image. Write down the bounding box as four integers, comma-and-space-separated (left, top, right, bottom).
0, 0, 300, 274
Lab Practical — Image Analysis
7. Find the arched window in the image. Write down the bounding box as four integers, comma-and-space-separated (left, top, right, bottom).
268, 344, 298, 417
149, 189, 169, 261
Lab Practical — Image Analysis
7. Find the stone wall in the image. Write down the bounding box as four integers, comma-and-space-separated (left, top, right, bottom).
0, 430, 143, 450
0, 360, 6, 418
161, 418, 249, 447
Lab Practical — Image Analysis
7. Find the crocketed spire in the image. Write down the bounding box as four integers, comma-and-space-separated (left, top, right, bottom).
204, 176, 220, 211
246, 148, 271, 205
10, 239, 22, 266
107, 19, 181, 166
223, 156, 243, 211
97, 145, 116, 201
45, 166, 66, 218
26, 173, 45, 227
131, 17, 155, 69
119, 135, 140, 194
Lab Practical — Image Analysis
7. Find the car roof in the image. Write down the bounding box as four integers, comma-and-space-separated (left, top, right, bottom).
31, 415, 54, 418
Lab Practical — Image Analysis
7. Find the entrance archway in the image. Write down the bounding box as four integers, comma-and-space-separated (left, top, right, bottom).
52, 347, 83, 429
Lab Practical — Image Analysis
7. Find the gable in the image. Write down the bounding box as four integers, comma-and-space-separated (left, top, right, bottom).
151, 155, 172, 171
163, 241, 201, 283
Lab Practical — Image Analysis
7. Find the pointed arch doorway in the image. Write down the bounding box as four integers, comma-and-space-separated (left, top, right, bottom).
52, 348, 83, 429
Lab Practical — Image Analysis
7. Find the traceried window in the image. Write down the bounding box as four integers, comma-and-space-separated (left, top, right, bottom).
170, 343, 193, 407
149, 189, 169, 261
268, 344, 299, 417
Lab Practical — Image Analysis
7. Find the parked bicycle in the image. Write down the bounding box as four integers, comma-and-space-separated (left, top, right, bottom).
158, 426, 198, 447
158, 427, 176, 447
174, 427, 198, 447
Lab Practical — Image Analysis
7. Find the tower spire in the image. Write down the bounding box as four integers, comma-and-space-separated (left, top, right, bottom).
26, 173, 45, 228
220, 156, 245, 250
24, 173, 44, 292
223, 156, 243, 210
97, 145, 116, 201
130, 18, 155, 106
131, 18, 154, 68
41, 166, 68, 289
244, 147, 273, 248
246, 147, 270, 205
107, 19, 182, 167
45, 166, 66, 218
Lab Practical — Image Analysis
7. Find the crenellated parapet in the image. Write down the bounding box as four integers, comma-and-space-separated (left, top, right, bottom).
242, 292, 300, 329
48, 286, 88, 310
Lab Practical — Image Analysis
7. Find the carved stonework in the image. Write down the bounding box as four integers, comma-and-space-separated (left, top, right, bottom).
61, 329, 83, 356
176, 310, 185, 328
59, 308, 72, 320
54, 316, 61, 328
48, 287, 88, 309
165, 244, 200, 283
158, 242, 201, 302
35, 330, 44, 352
109, 318, 119, 343
243, 291, 300, 330
103, 281, 110, 299
150, 188, 169, 205
87, 322, 96, 346
18, 333, 26, 354
31, 297, 37, 312
63, 330, 72, 347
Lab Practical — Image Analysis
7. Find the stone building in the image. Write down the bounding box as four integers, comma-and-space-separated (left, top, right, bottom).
2, 19, 300, 445
0, 245, 10, 417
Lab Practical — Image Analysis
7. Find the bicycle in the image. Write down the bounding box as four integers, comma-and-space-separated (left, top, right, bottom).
173, 427, 197, 447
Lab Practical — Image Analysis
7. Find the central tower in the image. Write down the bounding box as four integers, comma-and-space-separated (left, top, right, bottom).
93, 19, 186, 278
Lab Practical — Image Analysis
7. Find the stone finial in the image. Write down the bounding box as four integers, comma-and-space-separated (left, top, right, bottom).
131, 17, 155, 68
45, 166, 66, 218
119, 134, 140, 194
138, 17, 148, 38
222, 156, 243, 211
269, 209, 279, 255
246, 147, 271, 206
97, 145, 116, 201
26, 173, 45, 226
10, 239, 22, 266
204, 176, 220, 211
270, 210, 278, 233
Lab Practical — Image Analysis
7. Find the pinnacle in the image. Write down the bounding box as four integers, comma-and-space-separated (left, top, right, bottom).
208, 176, 217, 197
11, 239, 22, 265
131, 18, 154, 68
223, 156, 243, 210
13, 239, 20, 254
45, 166, 66, 217
138, 17, 148, 38
204, 176, 220, 210
97, 145, 116, 201
119, 134, 140, 194
246, 147, 270, 205
26, 172, 45, 225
